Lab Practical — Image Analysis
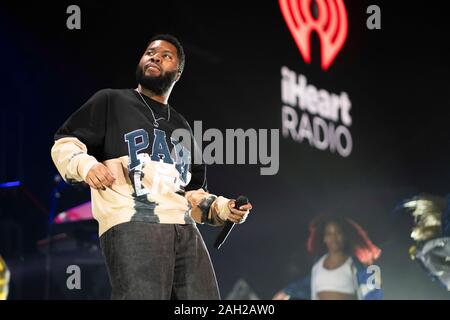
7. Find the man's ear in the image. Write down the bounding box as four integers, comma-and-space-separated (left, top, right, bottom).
175, 70, 182, 82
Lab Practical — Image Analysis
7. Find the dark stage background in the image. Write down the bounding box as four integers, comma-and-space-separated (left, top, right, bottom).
1, 1, 449, 299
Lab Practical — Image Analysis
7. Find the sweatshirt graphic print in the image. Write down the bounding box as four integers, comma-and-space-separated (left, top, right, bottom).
51, 89, 230, 235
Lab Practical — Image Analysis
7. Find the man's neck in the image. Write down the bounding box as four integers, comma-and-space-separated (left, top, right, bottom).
137, 85, 169, 105
327, 251, 347, 260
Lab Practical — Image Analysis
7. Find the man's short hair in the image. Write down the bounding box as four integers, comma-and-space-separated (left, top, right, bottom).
148, 34, 185, 74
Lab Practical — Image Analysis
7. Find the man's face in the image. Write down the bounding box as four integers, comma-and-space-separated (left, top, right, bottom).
136, 40, 181, 95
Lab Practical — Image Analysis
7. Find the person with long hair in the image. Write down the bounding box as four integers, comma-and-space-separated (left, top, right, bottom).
273, 215, 382, 300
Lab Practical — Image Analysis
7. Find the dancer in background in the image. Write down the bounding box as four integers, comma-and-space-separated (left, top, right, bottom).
401, 194, 450, 291
273, 215, 382, 300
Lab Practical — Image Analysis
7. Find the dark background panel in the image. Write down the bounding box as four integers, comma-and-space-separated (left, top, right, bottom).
1, 1, 449, 299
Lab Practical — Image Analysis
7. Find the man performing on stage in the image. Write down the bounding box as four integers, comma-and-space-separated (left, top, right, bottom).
51, 34, 252, 299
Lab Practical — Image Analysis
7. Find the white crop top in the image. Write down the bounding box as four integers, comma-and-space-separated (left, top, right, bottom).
311, 254, 357, 300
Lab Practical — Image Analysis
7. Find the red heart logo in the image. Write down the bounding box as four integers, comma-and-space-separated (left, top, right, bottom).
279, 0, 348, 70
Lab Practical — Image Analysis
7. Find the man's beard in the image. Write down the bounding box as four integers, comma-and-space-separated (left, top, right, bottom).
135, 64, 178, 95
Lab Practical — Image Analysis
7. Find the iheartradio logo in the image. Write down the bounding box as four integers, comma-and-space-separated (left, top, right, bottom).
279, 0, 348, 70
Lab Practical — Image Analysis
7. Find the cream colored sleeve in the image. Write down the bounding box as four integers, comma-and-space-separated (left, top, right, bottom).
185, 188, 231, 226
51, 137, 100, 184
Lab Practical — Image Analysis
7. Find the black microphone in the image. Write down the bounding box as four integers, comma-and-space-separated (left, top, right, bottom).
214, 195, 249, 249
